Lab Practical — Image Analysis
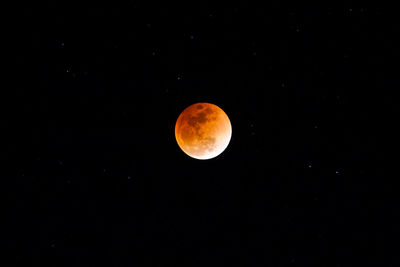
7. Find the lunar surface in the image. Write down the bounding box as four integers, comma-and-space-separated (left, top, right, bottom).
175, 103, 232, 160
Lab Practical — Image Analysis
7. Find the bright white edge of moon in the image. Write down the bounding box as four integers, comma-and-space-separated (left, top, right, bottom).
183, 121, 232, 160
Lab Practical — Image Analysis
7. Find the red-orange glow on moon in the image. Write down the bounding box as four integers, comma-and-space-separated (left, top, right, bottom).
175, 103, 232, 160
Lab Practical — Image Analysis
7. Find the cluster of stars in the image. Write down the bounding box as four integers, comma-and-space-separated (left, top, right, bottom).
306, 162, 341, 175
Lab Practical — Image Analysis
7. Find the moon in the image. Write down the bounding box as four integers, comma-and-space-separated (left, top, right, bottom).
175, 103, 232, 160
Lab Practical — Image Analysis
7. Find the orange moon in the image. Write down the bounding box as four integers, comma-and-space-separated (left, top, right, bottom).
175, 103, 232, 160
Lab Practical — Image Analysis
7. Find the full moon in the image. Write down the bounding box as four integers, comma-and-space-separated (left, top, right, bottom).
175, 103, 232, 160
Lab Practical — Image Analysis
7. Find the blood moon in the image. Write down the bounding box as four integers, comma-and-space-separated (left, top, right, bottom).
175, 103, 232, 160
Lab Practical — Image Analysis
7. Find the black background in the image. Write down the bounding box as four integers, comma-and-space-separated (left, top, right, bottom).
5, 3, 398, 266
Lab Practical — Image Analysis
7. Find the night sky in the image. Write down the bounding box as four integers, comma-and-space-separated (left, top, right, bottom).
6, 4, 398, 266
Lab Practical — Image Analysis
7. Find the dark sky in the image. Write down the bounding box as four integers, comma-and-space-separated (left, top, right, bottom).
6, 3, 398, 266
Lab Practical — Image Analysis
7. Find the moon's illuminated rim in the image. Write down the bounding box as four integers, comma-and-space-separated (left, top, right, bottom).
175, 103, 232, 160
